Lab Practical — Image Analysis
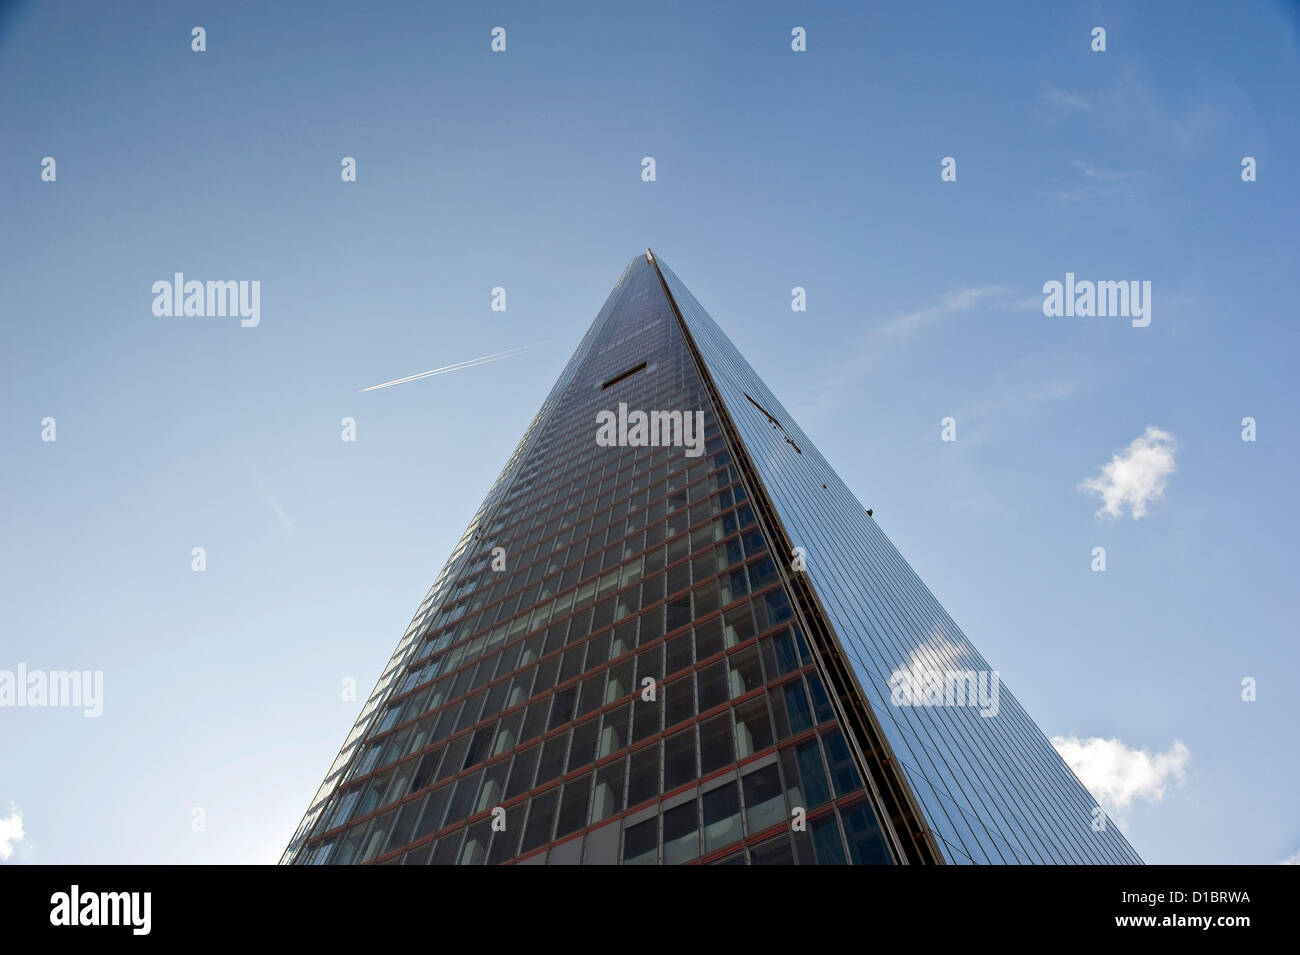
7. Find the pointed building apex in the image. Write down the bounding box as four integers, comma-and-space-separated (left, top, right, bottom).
645, 248, 656, 264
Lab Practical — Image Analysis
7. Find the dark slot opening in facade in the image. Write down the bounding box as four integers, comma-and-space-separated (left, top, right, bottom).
601, 361, 647, 390
744, 392, 781, 428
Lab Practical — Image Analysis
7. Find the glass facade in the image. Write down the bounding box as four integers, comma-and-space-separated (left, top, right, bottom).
282, 251, 1140, 865
657, 257, 1141, 865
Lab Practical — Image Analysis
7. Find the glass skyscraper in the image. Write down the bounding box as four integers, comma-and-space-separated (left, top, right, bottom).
282, 251, 1142, 865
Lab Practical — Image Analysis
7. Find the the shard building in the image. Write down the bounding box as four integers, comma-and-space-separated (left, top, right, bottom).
282, 251, 1142, 865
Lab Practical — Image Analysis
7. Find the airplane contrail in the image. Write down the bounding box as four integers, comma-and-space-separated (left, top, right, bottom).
361, 344, 538, 392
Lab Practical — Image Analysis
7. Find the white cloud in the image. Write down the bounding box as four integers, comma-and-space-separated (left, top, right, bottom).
799, 285, 1036, 424
1043, 160, 1145, 205
1038, 73, 1234, 154
900, 623, 973, 679
1274, 849, 1300, 865
0, 804, 25, 861
1070, 159, 1137, 182
883, 285, 1030, 336
1079, 426, 1177, 520
1051, 736, 1189, 818
1040, 86, 1092, 117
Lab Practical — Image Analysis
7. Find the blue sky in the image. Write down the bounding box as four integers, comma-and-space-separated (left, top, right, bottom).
1, 0, 1297, 864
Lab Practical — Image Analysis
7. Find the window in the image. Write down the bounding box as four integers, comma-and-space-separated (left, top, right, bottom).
734, 695, 774, 758
811, 814, 848, 864
806, 673, 835, 724
463, 726, 493, 767
784, 680, 815, 733
821, 728, 863, 796
585, 631, 611, 668
605, 660, 633, 703
383, 798, 425, 856
506, 671, 532, 708
328, 787, 362, 831
491, 711, 522, 756
591, 758, 626, 824
749, 833, 795, 865
555, 774, 592, 838
698, 712, 735, 774
414, 785, 451, 841
558, 646, 585, 683
727, 646, 764, 698
358, 809, 396, 863
458, 818, 492, 864
409, 751, 440, 794
358, 770, 392, 816
664, 676, 694, 728
631, 691, 661, 743
520, 698, 549, 743
665, 631, 693, 675
474, 759, 510, 814
768, 628, 800, 675
663, 728, 697, 790
701, 782, 742, 853
742, 764, 785, 833
693, 579, 720, 617
598, 704, 629, 757
444, 769, 484, 827
429, 829, 463, 865
694, 617, 724, 661
505, 745, 539, 799
535, 733, 569, 787
627, 744, 660, 807
567, 718, 600, 772
795, 740, 832, 809
662, 801, 699, 864
839, 800, 892, 865
330, 825, 363, 865
486, 805, 525, 864
622, 817, 657, 865
520, 789, 559, 854
723, 604, 756, 647
697, 660, 729, 712
533, 656, 560, 694
549, 687, 576, 729
665, 595, 691, 632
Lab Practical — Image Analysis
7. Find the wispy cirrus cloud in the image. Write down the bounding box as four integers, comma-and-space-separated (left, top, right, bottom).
1079, 426, 1178, 520
1070, 159, 1137, 182
798, 286, 1049, 433
1040, 86, 1092, 118
1046, 159, 1144, 204
943, 349, 1096, 459
1037, 67, 1238, 153
881, 286, 1038, 336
